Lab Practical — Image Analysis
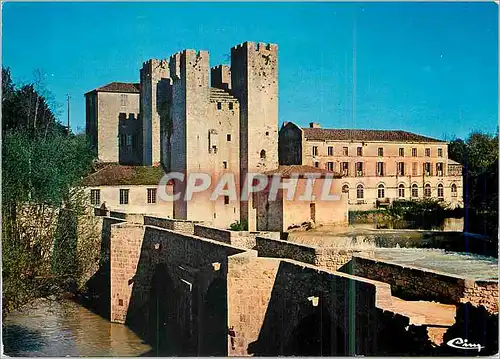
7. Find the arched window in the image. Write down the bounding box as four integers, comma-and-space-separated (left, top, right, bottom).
411, 184, 418, 198
342, 184, 349, 199
424, 183, 431, 198
260, 149, 266, 159
398, 184, 405, 198
377, 184, 385, 199
437, 183, 444, 198
356, 184, 364, 199
451, 183, 457, 197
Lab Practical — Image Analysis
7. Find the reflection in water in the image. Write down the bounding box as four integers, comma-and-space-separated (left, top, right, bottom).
3, 299, 151, 357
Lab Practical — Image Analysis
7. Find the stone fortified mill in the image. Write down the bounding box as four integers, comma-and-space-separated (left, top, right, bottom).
139, 42, 278, 229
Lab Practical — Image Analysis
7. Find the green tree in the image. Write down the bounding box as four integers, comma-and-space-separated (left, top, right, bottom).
449, 131, 498, 236
2, 67, 98, 316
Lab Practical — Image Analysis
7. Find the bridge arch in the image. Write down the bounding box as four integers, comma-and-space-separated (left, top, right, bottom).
200, 277, 228, 356
284, 299, 346, 356
148, 263, 180, 355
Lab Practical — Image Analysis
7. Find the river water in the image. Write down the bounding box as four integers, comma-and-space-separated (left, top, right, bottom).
2, 299, 152, 357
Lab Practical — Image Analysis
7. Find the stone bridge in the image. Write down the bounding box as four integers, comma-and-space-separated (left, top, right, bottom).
84, 211, 499, 356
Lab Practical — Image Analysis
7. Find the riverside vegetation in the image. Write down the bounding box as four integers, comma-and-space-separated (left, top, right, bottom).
2, 67, 99, 317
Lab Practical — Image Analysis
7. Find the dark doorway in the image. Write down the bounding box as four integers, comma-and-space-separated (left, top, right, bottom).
285, 305, 346, 356
148, 263, 179, 355
200, 278, 228, 356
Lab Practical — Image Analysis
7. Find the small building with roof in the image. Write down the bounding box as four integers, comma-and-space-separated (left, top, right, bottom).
82, 163, 173, 217
255, 165, 348, 231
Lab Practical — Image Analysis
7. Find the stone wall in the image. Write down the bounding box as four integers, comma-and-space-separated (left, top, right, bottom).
193, 224, 280, 249
255, 236, 370, 271
110, 220, 248, 355
462, 280, 499, 314
315, 247, 373, 271
143, 215, 198, 234
110, 223, 145, 323
350, 255, 498, 313
227, 254, 383, 356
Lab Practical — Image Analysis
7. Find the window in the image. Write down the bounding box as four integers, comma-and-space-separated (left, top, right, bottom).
120, 94, 127, 106
423, 162, 431, 176
355, 162, 364, 177
314, 162, 319, 168
398, 184, 405, 198
357, 147, 363, 156
265, 131, 269, 136
438, 148, 443, 157
376, 162, 385, 176
227, 134, 231, 141
437, 184, 444, 198
119, 189, 129, 205
260, 149, 266, 159
327, 162, 334, 172
377, 184, 385, 199
119, 112, 127, 120
451, 183, 457, 197
399, 148, 405, 157
224, 195, 230, 205
412, 148, 417, 157
397, 162, 405, 176
411, 184, 418, 198
328, 146, 334, 156
342, 185, 349, 199
424, 184, 431, 198
90, 189, 100, 206
228, 102, 233, 110
343, 147, 348, 156
223, 161, 228, 169
412, 162, 418, 176
436, 162, 444, 176
128, 113, 134, 120
217, 102, 222, 110
147, 188, 157, 204
356, 184, 364, 199
312, 146, 318, 156
425, 148, 431, 157
341, 162, 349, 176
378, 147, 384, 156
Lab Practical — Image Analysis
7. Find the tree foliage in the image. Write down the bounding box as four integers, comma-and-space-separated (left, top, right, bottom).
448, 131, 499, 236
2, 67, 97, 316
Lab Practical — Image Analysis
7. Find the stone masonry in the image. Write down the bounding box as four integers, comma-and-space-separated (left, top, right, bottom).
92, 210, 498, 356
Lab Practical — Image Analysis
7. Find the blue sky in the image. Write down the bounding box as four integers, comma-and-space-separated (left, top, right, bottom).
3, 2, 498, 139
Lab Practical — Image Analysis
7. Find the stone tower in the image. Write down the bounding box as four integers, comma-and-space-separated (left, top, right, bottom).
169, 50, 212, 220
140, 59, 171, 166
231, 41, 279, 230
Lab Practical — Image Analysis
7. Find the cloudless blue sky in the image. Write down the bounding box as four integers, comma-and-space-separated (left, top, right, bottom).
3, 2, 498, 140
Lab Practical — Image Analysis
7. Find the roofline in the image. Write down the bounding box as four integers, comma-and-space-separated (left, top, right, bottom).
84, 82, 141, 96
301, 127, 446, 143
302, 138, 447, 144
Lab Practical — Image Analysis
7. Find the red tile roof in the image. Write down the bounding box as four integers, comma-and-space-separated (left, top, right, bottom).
86, 82, 140, 95
302, 128, 444, 143
83, 164, 171, 186
264, 165, 342, 178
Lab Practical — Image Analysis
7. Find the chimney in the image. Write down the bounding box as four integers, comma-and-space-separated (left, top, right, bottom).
309, 122, 321, 129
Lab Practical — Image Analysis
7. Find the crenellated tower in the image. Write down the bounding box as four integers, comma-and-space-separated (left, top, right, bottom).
140, 59, 171, 166
211, 64, 232, 91
231, 41, 279, 230
169, 50, 212, 220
